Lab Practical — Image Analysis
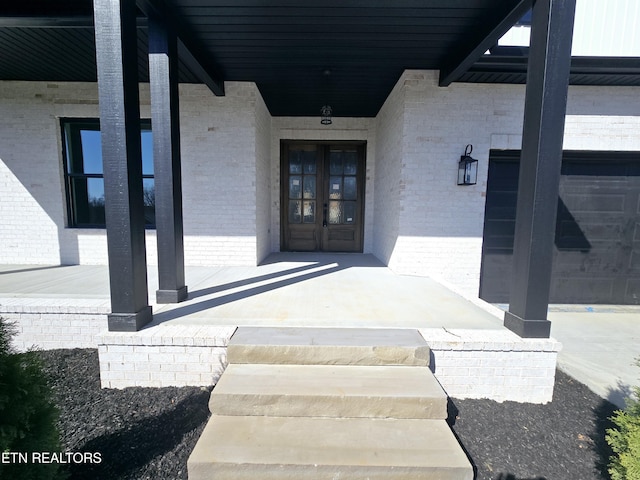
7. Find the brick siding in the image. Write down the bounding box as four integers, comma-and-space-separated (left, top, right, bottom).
2, 76, 638, 296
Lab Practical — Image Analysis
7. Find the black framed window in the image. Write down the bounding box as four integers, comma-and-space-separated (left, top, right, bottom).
61, 119, 155, 228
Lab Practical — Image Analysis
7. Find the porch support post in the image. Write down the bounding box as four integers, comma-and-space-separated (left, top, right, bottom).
94, 0, 152, 331
504, 0, 576, 338
148, 14, 188, 303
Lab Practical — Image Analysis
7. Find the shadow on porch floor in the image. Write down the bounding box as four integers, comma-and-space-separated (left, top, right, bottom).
150, 253, 504, 330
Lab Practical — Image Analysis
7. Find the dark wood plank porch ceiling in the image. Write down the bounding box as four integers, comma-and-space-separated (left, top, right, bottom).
1, 0, 638, 117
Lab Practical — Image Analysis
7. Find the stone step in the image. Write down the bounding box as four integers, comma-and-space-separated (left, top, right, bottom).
227, 327, 430, 366
187, 415, 473, 480
209, 363, 447, 419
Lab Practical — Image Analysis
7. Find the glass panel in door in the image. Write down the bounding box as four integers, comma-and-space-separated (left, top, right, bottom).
327, 150, 358, 226
283, 145, 319, 251
323, 147, 363, 252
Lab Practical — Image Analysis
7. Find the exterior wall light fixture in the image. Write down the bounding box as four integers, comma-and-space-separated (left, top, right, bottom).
457, 144, 478, 185
320, 69, 332, 125
320, 104, 333, 125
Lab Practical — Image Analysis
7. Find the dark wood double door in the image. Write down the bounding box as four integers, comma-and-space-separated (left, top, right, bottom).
281, 141, 366, 252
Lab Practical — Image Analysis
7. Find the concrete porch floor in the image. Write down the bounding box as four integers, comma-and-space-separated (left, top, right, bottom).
0, 252, 638, 407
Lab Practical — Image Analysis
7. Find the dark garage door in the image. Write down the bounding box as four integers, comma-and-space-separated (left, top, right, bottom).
480, 150, 640, 305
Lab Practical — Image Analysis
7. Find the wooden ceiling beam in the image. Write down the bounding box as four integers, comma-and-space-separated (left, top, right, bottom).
136, 0, 224, 96
439, 0, 532, 86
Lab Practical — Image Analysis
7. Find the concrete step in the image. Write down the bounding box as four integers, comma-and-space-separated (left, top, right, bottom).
188, 415, 473, 480
227, 327, 430, 366
188, 327, 472, 480
209, 363, 447, 419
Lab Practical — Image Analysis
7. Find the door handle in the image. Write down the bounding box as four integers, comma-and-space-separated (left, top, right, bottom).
323, 203, 328, 227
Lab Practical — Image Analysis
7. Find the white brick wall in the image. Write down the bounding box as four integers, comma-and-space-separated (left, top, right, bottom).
372, 73, 405, 265
2, 291, 556, 402
37, 321, 558, 403
97, 325, 235, 388
421, 328, 561, 403
379, 70, 640, 296
179, 83, 260, 266
0, 81, 265, 267
1, 76, 638, 297
255, 86, 272, 264
0, 83, 75, 264
2, 301, 110, 351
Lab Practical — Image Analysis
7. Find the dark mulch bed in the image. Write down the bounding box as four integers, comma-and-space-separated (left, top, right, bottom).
449, 373, 618, 480
36, 349, 618, 480
37, 349, 209, 480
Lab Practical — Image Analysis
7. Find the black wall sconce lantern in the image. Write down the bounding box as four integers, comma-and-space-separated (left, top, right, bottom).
320, 104, 333, 125
457, 144, 478, 186
320, 68, 333, 125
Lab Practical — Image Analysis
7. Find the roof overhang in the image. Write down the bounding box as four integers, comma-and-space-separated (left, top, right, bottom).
459, 53, 640, 86
1, 1, 637, 117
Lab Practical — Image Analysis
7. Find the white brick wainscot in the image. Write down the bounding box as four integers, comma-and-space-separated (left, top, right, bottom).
96, 324, 559, 404
421, 328, 561, 404
97, 325, 235, 388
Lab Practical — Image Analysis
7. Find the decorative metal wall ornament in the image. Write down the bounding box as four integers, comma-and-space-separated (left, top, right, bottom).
457, 144, 478, 185
320, 104, 333, 125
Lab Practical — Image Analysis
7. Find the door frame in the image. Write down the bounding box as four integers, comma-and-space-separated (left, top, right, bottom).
280, 139, 367, 252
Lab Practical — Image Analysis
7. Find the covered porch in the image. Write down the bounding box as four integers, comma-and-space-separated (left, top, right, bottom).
2, 253, 638, 406
2, 0, 639, 411
0, 0, 593, 341
0, 253, 504, 329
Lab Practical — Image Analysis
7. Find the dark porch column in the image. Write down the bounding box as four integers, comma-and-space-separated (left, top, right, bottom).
504, 0, 576, 338
94, 0, 152, 331
148, 14, 188, 303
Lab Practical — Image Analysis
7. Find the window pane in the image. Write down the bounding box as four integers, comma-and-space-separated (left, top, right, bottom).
71, 177, 105, 225
64, 131, 73, 173
303, 201, 315, 223
329, 177, 342, 199
344, 176, 357, 200
303, 154, 316, 174
303, 175, 316, 199
344, 201, 356, 224
288, 200, 301, 223
141, 130, 154, 175
329, 153, 343, 175
80, 130, 102, 174
289, 153, 302, 174
343, 153, 358, 175
329, 200, 342, 224
143, 178, 155, 226
87, 177, 104, 207
289, 176, 302, 199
